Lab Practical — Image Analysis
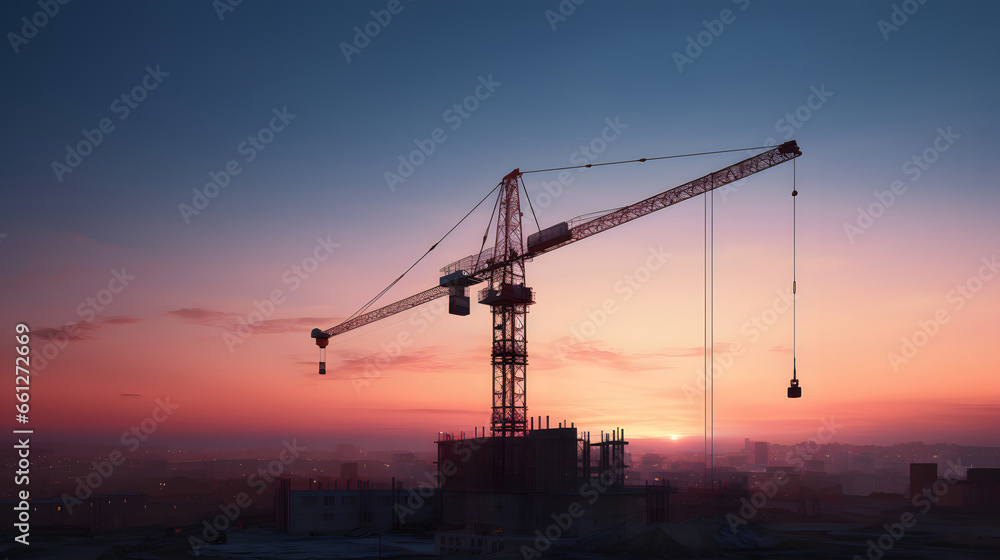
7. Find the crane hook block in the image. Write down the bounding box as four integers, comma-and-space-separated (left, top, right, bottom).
312, 328, 330, 375
787, 377, 801, 399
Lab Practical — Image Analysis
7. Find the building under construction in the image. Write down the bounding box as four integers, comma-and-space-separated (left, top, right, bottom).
286, 143, 805, 546
433, 419, 632, 536
274, 420, 674, 544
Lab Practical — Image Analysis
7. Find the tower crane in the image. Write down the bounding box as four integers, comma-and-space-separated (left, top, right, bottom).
312, 141, 803, 438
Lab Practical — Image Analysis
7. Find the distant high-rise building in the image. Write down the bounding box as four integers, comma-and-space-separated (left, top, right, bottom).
340, 461, 358, 482
910, 463, 938, 499
967, 468, 1000, 484
640, 453, 663, 468
830, 450, 851, 474
854, 453, 876, 474
804, 459, 825, 473
745, 438, 753, 452
754, 441, 768, 467
335, 444, 357, 461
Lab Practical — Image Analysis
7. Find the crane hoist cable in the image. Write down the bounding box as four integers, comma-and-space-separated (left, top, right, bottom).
471, 186, 503, 274
704, 173, 715, 495
348, 144, 782, 322
567, 207, 624, 223
710, 177, 715, 495
345, 180, 504, 322
519, 145, 783, 174
518, 174, 542, 233
313, 141, 802, 429
789, 158, 801, 398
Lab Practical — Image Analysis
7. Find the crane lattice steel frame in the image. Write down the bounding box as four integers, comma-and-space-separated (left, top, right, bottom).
312, 141, 802, 437
482, 171, 533, 437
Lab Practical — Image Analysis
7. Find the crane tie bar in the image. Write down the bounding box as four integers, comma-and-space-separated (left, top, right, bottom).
519, 145, 782, 174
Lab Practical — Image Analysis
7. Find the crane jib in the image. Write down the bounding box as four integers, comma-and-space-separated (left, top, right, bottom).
527, 141, 801, 257
312, 140, 801, 341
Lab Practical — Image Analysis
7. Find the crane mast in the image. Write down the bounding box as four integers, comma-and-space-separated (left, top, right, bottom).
312, 141, 802, 434
479, 170, 533, 438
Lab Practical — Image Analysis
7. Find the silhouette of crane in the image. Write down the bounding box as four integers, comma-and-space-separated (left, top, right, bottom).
312, 141, 803, 438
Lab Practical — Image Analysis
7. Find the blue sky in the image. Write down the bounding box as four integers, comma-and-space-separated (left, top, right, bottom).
3, 0, 997, 244
2, 1, 999, 449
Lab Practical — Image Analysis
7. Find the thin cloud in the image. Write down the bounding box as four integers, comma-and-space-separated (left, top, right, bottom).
248, 317, 328, 334
331, 346, 476, 378
550, 338, 681, 373
33, 322, 101, 342
33, 315, 141, 342
666, 343, 742, 357
165, 307, 328, 335
364, 408, 482, 416
164, 308, 237, 327
103, 316, 142, 325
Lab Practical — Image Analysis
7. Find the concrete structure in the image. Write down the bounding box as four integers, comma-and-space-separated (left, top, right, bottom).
0, 493, 197, 531
909, 463, 938, 500
432, 426, 644, 537
754, 441, 768, 467
274, 478, 432, 535
926, 466, 1000, 508
434, 532, 504, 556
274, 425, 638, 538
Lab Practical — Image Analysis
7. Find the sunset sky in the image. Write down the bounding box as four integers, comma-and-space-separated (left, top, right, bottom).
2, 1, 998, 453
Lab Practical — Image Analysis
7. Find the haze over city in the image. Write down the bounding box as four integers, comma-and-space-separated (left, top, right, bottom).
2, 1, 999, 558
4, 1, 998, 453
